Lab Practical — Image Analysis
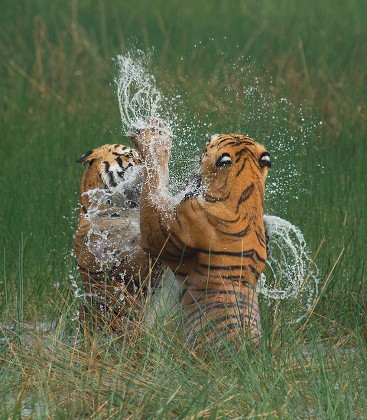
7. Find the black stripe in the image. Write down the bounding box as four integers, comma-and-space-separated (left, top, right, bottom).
183, 288, 259, 313
214, 315, 260, 332
157, 231, 265, 265
235, 148, 260, 169
217, 140, 241, 149
196, 199, 241, 225
199, 263, 246, 271
236, 183, 254, 211
191, 314, 245, 331
159, 249, 182, 261
203, 191, 230, 203
235, 157, 248, 176
248, 264, 260, 277
206, 314, 259, 330
197, 248, 266, 264
235, 148, 247, 163
205, 212, 241, 226
184, 289, 249, 304
248, 149, 260, 163
209, 319, 261, 344
169, 230, 196, 254
181, 274, 254, 288
255, 229, 266, 247
104, 161, 117, 188
182, 246, 265, 262
165, 235, 186, 255
187, 301, 257, 327
217, 225, 249, 238
187, 317, 260, 345
215, 138, 241, 148
193, 274, 255, 288
147, 223, 183, 261
192, 272, 260, 289
176, 271, 189, 277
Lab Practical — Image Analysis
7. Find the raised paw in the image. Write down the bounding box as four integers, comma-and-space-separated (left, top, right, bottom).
129, 118, 172, 159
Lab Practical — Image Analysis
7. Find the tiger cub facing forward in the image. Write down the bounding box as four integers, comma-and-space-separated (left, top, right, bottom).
74, 144, 163, 333
131, 126, 271, 346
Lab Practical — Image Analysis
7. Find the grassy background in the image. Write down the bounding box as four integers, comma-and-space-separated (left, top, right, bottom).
1, 0, 366, 417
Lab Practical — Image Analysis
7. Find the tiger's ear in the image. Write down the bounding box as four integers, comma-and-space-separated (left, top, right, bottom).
76, 149, 94, 165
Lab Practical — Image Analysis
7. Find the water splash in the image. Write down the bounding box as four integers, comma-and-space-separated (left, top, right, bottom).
70, 159, 145, 308
112, 49, 320, 322
182, 58, 322, 214
83, 189, 141, 269
115, 51, 178, 211
114, 51, 173, 136
258, 215, 319, 322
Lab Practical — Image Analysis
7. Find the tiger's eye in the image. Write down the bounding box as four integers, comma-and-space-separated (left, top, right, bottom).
216, 153, 232, 167
259, 152, 271, 168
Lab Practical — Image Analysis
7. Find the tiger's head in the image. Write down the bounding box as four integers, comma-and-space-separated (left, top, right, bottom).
77, 144, 142, 212
198, 134, 271, 207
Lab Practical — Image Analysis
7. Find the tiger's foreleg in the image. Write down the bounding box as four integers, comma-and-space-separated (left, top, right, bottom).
130, 123, 177, 257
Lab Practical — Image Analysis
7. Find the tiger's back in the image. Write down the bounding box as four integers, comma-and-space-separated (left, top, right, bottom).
131, 128, 271, 346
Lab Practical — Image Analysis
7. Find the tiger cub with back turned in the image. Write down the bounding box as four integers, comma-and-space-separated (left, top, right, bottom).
131, 125, 271, 347
74, 144, 164, 333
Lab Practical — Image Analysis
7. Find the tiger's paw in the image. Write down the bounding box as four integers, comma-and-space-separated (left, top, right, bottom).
129, 118, 172, 159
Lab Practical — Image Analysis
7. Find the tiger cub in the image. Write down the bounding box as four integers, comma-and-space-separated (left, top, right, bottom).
74, 144, 164, 333
131, 126, 271, 347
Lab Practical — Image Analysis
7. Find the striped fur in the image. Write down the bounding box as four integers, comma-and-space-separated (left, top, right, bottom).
74, 144, 163, 333
131, 128, 271, 346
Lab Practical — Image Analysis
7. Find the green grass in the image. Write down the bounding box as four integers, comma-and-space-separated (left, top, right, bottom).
1, 0, 366, 417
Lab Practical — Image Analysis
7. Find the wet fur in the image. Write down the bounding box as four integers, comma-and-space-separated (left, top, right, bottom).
131, 128, 270, 346
74, 144, 164, 333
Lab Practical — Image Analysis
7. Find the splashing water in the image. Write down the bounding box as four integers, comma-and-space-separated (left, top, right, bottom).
83, 188, 141, 269
258, 215, 319, 322
115, 51, 172, 135
111, 49, 320, 322
71, 163, 144, 305
114, 51, 177, 210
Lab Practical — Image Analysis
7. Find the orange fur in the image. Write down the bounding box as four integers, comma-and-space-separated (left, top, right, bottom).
131, 127, 271, 346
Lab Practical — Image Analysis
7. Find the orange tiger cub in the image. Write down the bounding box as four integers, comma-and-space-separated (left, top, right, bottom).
74, 144, 163, 333
131, 126, 271, 346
